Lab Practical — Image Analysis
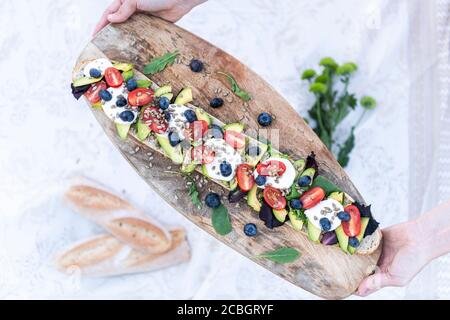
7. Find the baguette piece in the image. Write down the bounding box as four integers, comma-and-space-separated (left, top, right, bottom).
64, 177, 172, 254
56, 228, 190, 277
356, 228, 382, 255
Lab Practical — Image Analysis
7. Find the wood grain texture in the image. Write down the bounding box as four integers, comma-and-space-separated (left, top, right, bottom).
76, 14, 381, 299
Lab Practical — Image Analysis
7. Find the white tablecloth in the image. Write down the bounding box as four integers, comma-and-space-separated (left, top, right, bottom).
0, 0, 447, 299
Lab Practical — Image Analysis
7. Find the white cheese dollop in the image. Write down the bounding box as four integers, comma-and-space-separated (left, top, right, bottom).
83, 58, 113, 77
204, 138, 243, 182
254, 157, 297, 190
102, 84, 138, 125
304, 199, 343, 231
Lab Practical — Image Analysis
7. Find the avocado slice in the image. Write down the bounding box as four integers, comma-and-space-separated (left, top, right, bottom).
328, 191, 344, 204
136, 80, 152, 88
299, 168, 315, 187
122, 70, 134, 82
223, 123, 244, 133
335, 225, 349, 253
112, 61, 134, 72
73, 76, 101, 87
294, 159, 306, 172
180, 148, 197, 174
273, 208, 288, 223
229, 178, 238, 190
156, 134, 183, 164
247, 184, 261, 212
245, 142, 268, 167
348, 217, 370, 254
307, 221, 322, 243
175, 87, 193, 105
288, 210, 304, 231
160, 93, 174, 101
136, 119, 150, 141
155, 85, 172, 97
195, 108, 212, 125
116, 123, 131, 140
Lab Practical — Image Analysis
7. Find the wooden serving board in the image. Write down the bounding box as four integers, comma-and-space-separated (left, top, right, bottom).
77, 14, 381, 299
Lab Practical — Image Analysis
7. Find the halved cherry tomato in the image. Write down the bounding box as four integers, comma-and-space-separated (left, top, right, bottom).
342, 205, 361, 237
191, 145, 215, 164
263, 186, 286, 210
236, 164, 255, 192
224, 130, 245, 149
84, 81, 107, 104
188, 120, 209, 141
104, 67, 123, 88
128, 88, 154, 106
299, 186, 325, 209
257, 160, 287, 177
141, 106, 168, 134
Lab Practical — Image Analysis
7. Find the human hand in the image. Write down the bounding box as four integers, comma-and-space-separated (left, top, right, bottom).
356, 220, 429, 296
93, 0, 207, 35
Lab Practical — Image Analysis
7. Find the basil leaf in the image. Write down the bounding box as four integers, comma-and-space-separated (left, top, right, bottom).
311, 176, 341, 194
143, 50, 179, 75
211, 205, 232, 236
256, 247, 300, 264
217, 71, 251, 102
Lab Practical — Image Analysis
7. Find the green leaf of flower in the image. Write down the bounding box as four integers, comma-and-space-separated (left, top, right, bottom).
360, 96, 377, 110
319, 57, 338, 70
301, 69, 317, 80
337, 128, 355, 167
309, 83, 328, 95
256, 247, 300, 264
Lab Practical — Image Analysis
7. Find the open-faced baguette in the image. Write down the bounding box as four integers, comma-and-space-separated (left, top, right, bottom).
64, 177, 172, 254
56, 228, 189, 277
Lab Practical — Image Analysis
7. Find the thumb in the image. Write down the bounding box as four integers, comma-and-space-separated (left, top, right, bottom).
107, 1, 137, 23
356, 272, 393, 296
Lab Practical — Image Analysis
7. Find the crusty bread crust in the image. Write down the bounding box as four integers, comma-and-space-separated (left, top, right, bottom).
356, 228, 382, 255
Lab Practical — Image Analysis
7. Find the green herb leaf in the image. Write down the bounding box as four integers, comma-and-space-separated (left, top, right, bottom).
337, 128, 355, 167
211, 205, 232, 236
185, 175, 202, 209
217, 71, 251, 102
311, 176, 342, 194
292, 209, 308, 223
256, 247, 300, 264
143, 50, 179, 75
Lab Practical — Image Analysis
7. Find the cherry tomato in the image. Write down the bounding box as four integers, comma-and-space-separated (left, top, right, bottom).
236, 164, 255, 192
342, 205, 361, 237
141, 106, 168, 134
188, 120, 209, 141
263, 186, 287, 210
128, 88, 154, 106
104, 67, 123, 88
84, 81, 107, 104
224, 130, 245, 149
299, 186, 325, 209
191, 146, 215, 164
257, 160, 287, 177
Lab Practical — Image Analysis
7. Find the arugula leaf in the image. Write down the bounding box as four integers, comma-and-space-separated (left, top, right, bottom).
256, 247, 300, 264
143, 50, 179, 75
337, 128, 355, 167
217, 71, 251, 102
186, 175, 202, 209
291, 209, 307, 223
211, 205, 232, 236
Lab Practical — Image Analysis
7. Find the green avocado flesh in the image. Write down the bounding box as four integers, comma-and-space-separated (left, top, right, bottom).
181, 149, 197, 174
175, 87, 193, 105
247, 184, 261, 212
335, 225, 349, 253
328, 191, 344, 204
245, 143, 268, 167
156, 134, 183, 164
348, 217, 370, 254
116, 123, 131, 141
73, 76, 100, 87
273, 209, 288, 223
112, 62, 134, 72
288, 210, 304, 231
195, 108, 212, 125
307, 222, 322, 242
223, 122, 244, 133
136, 119, 150, 141
155, 85, 172, 97
160, 93, 174, 101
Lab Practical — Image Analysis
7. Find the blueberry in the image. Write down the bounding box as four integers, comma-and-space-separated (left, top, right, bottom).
220, 161, 233, 177
246, 146, 260, 157
297, 175, 312, 187
319, 218, 332, 231
290, 199, 303, 209
189, 59, 204, 73
337, 211, 351, 222
119, 110, 135, 122
89, 68, 102, 78
115, 96, 128, 107
349, 237, 360, 248
257, 112, 273, 127
255, 175, 267, 186
159, 97, 170, 110
205, 192, 221, 208
244, 223, 258, 237
184, 109, 197, 123
205, 124, 224, 139
99, 89, 112, 101
210, 97, 224, 108
168, 131, 181, 147
164, 111, 171, 121
126, 79, 138, 91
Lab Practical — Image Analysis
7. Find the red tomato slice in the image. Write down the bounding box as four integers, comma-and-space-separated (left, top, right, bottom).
263, 186, 287, 210
342, 205, 361, 237
299, 187, 325, 209
128, 88, 154, 106
191, 146, 215, 164
236, 164, 255, 192
84, 81, 107, 104
256, 160, 287, 177
104, 67, 123, 88
141, 106, 168, 134
188, 120, 209, 141
224, 130, 245, 149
